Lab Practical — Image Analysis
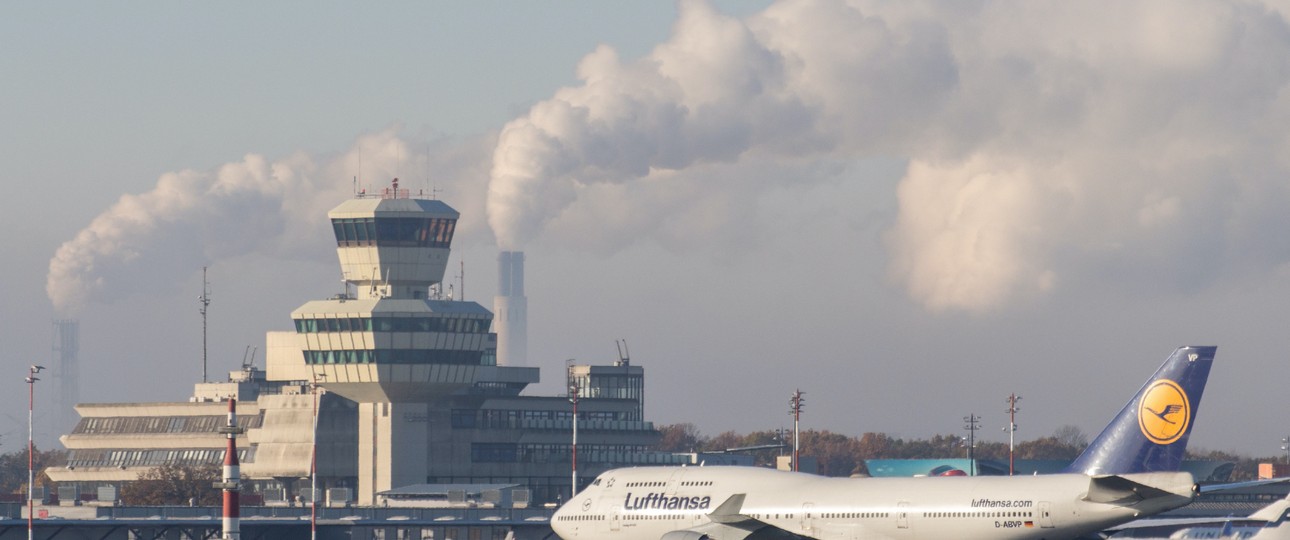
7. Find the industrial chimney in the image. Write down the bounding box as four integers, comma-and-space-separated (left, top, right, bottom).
494, 251, 528, 366
52, 319, 80, 436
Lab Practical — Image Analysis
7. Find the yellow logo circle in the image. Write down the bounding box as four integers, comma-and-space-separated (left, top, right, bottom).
1138, 379, 1190, 445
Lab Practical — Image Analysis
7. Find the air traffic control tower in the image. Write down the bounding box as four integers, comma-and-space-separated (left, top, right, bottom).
266, 181, 538, 505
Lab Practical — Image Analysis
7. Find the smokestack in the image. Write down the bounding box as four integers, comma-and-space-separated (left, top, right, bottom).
52, 320, 79, 436
494, 251, 528, 366
218, 398, 243, 540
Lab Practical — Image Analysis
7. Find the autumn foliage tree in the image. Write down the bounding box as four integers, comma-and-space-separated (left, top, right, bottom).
655, 423, 706, 453
0, 446, 64, 498
120, 463, 222, 506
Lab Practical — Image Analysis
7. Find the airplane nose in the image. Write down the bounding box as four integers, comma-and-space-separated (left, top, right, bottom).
551, 503, 572, 538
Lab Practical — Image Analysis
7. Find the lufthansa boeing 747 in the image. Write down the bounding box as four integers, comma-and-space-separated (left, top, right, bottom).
552, 346, 1217, 540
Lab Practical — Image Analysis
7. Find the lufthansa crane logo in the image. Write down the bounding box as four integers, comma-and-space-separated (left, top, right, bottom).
1138, 379, 1191, 445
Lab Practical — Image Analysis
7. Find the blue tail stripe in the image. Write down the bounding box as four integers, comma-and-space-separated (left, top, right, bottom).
1065, 346, 1216, 475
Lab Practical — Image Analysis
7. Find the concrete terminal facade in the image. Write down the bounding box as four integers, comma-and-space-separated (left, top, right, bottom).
48, 185, 678, 506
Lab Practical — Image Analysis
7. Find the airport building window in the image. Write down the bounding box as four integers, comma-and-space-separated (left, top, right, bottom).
302, 349, 485, 366
75, 415, 261, 435
471, 443, 518, 463
293, 316, 488, 335
450, 409, 477, 428
515, 443, 654, 464
331, 217, 456, 249
459, 409, 641, 431
66, 447, 253, 469
572, 371, 645, 421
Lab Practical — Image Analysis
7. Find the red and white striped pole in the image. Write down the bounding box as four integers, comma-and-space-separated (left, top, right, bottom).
217, 398, 243, 540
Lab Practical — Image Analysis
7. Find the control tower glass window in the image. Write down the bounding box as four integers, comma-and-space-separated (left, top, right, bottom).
303, 349, 484, 365
294, 316, 488, 334
331, 217, 456, 248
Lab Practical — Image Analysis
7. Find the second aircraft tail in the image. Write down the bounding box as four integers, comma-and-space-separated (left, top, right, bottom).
1065, 346, 1217, 475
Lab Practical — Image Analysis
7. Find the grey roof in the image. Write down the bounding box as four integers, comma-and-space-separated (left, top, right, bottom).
328, 197, 459, 219
292, 299, 493, 317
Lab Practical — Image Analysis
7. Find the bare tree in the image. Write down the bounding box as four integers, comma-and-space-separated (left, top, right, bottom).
1053, 425, 1089, 449
655, 423, 706, 453
120, 463, 221, 506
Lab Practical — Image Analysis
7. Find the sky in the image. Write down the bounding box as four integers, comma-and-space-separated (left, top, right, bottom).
4, 0, 1290, 457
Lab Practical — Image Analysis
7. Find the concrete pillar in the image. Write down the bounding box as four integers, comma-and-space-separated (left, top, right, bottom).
358, 402, 429, 505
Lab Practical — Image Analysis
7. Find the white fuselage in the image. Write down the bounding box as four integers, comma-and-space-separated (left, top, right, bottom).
552, 466, 1195, 540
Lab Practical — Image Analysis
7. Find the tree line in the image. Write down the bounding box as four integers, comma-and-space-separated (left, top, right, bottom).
655, 423, 1271, 480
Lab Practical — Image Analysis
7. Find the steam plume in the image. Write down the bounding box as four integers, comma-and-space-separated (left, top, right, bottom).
487, 0, 1290, 312
46, 130, 465, 313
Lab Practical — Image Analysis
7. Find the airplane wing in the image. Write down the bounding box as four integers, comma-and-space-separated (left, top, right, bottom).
1198, 477, 1290, 495
659, 494, 814, 540
1104, 487, 1290, 537
1083, 472, 1196, 512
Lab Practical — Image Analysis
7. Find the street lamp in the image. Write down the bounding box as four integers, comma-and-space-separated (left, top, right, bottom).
27, 365, 44, 540
310, 373, 326, 540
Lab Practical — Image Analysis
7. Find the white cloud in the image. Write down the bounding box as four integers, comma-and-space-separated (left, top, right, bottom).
888, 156, 1058, 312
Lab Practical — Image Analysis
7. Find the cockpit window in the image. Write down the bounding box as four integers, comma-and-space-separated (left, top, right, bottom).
592, 478, 602, 486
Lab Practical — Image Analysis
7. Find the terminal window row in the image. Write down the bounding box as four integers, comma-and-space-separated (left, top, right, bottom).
331, 217, 456, 248
65, 447, 252, 469
295, 316, 490, 334
74, 415, 262, 435
454, 416, 654, 433
471, 443, 654, 464
304, 348, 487, 366
369, 526, 508, 540
451, 408, 626, 429
573, 375, 643, 402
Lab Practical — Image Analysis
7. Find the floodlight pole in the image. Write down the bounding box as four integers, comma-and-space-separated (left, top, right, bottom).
963, 413, 980, 476
27, 365, 44, 540
311, 373, 326, 540
789, 390, 805, 472
1004, 394, 1021, 476
569, 382, 579, 496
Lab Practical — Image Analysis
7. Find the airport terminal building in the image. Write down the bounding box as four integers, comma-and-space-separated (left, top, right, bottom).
47, 185, 683, 506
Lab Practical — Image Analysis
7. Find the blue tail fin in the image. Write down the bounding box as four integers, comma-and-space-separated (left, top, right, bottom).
1065, 346, 1217, 475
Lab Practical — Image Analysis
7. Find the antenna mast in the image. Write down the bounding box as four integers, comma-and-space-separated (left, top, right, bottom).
199, 267, 211, 383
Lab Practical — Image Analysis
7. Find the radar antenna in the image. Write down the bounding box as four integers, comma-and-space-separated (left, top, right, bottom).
199, 267, 212, 383
455, 260, 465, 301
